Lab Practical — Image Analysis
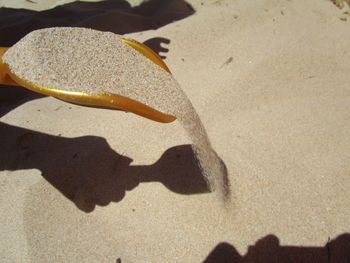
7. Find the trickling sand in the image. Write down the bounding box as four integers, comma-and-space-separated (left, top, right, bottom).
3, 27, 229, 199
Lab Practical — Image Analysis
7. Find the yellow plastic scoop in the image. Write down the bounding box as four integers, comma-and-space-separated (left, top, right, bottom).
0, 38, 176, 123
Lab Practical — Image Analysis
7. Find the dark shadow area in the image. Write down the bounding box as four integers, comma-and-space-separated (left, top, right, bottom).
0, 85, 45, 117
203, 234, 350, 263
0, 0, 194, 46
0, 121, 209, 213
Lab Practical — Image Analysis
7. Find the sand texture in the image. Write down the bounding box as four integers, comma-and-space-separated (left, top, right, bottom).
4, 26, 228, 196
3, 27, 180, 115
1, 0, 350, 262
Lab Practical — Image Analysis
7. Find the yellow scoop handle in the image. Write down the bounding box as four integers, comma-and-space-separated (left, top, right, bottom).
0, 39, 175, 123
0, 47, 18, 86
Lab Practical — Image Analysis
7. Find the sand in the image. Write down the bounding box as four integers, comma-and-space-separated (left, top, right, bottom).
1, 0, 350, 262
3, 27, 182, 115
4, 26, 228, 197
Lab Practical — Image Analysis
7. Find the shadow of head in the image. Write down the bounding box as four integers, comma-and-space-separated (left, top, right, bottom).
203, 233, 350, 263
0, 0, 195, 46
0, 122, 209, 212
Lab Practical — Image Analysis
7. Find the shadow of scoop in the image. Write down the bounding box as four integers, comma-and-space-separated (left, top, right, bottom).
0, 122, 209, 213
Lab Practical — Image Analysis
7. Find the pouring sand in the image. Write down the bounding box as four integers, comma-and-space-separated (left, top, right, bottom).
3, 27, 229, 200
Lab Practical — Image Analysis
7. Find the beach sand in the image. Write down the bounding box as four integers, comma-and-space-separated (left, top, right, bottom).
1, 0, 350, 262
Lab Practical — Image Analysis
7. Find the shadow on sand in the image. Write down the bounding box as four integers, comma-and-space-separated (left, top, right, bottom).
0, 85, 207, 212
0, 0, 194, 46
203, 233, 350, 263
0, 120, 209, 213
0, 0, 193, 61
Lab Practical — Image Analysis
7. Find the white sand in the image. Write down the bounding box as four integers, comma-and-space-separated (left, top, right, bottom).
1, 0, 350, 262
3, 27, 180, 115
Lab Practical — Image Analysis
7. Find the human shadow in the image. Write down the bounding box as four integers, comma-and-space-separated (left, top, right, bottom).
144, 37, 171, 59
0, 121, 209, 213
203, 234, 350, 263
0, 0, 194, 46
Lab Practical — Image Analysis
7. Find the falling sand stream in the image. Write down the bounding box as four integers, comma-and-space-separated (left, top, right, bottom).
3, 27, 229, 202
